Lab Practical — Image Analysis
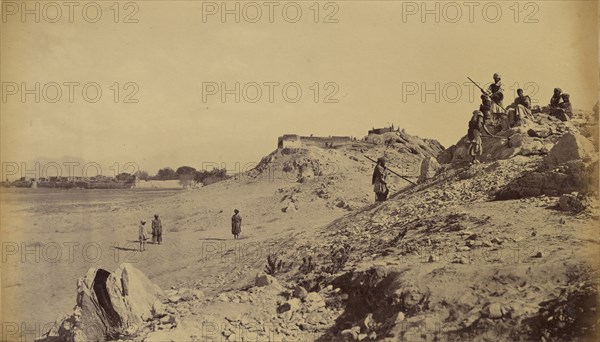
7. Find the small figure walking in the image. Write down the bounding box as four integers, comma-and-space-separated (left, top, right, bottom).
372, 157, 390, 202
152, 214, 163, 244
231, 209, 242, 239
139, 220, 147, 252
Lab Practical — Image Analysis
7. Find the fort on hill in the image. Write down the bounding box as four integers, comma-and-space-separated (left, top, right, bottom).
277, 134, 354, 149
278, 125, 399, 149
368, 124, 398, 135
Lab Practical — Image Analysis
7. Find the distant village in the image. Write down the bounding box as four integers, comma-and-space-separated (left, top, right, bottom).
2, 173, 138, 189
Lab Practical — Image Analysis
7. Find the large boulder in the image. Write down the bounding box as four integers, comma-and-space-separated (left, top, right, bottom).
37, 263, 165, 342
545, 132, 597, 167
418, 156, 440, 183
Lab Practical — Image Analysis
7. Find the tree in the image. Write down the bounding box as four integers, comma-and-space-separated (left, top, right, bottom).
116, 172, 134, 182
178, 173, 195, 188
135, 170, 149, 181
176, 166, 197, 176
194, 168, 229, 185
156, 167, 177, 180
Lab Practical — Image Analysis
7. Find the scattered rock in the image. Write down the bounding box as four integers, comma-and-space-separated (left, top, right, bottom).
254, 272, 284, 291
279, 298, 301, 313
293, 285, 308, 299
304, 292, 326, 310
482, 302, 504, 319
558, 192, 588, 213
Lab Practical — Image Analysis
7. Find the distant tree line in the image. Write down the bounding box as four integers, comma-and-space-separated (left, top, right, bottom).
135, 166, 229, 186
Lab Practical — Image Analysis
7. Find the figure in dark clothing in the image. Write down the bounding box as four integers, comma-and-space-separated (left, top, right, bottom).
479, 94, 492, 122
550, 93, 572, 121
549, 88, 562, 108
231, 209, 242, 239
468, 110, 493, 164
152, 214, 162, 244
559, 94, 572, 117
372, 157, 389, 202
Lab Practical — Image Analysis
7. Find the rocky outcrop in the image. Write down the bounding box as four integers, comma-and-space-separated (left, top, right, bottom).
364, 130, 445, 157
418, 156, 441, 183
544, 132, 597, 167
437, 112, 580, 165
496, 132, 598, 200
37, 263, 165, 342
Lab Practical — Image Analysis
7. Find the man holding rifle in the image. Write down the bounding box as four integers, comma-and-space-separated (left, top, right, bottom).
372, 157, 390, 202
468, 74, 506, 122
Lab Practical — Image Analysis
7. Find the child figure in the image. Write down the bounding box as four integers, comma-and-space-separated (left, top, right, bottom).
139, 220, 147, 252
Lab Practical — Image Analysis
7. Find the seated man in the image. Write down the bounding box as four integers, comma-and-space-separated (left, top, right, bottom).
549, 88, 562, 108
551, 93, 572, 121
559, 93, 573, 117
507, 88, 532, 126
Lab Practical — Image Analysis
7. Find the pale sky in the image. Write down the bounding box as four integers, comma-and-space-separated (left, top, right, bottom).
1, 0, 598, 176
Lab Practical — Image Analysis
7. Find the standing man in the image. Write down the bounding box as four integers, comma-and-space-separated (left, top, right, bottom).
372, 157, 390, 202
139, 220, 147, 252
468, 110, 493, 165
479, 94, 492, 122
152, 214, 163, 244
484, 73, 505, 119
231, 209, 242, 239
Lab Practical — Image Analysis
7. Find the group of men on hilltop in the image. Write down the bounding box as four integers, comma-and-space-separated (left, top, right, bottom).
371, 73, 577, 202
467, 73, 573, 164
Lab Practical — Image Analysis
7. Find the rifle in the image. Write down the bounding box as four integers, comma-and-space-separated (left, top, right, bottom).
467, 76, 507, 112
364, 155, 417, 186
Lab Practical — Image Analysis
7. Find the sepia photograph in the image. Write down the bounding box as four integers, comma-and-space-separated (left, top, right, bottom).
1, 0, 599, 341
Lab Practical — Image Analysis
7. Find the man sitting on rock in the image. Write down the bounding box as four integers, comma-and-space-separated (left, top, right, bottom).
549, 88, 563, 108
507, 88, 533, 127
551, 93, 573, 122
559, 93, 573, 117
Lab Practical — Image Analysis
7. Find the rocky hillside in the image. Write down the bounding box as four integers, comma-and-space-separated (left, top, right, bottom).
248, 130, 444, 212
35, 114, 598, 342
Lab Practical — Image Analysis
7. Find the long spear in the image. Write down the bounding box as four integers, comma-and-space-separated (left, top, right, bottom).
364, 155, 417, 186
467, 76, 507, 112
